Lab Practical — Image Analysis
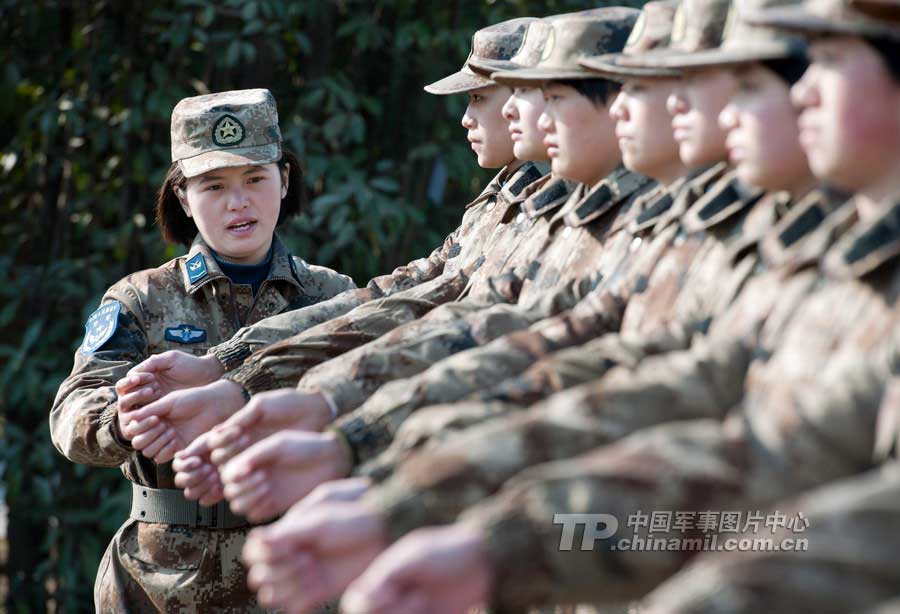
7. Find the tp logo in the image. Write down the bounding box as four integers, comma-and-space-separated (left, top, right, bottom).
554, 514, 619, 551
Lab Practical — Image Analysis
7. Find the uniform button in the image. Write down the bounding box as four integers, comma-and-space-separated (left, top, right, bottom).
630, 236, 643, 252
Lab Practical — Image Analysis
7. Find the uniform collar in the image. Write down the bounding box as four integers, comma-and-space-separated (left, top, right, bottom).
182, 234, 301, 294
823, 196, 900, 279
650, 162, 730, 235
520, 175, 577, 219
465, 161, 547, 210
760, 190, 856, 272
562, 166, 655, 229
681, 173, 765, 234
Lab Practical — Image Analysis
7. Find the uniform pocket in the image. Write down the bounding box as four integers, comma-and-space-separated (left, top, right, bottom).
122, 520, 210, 571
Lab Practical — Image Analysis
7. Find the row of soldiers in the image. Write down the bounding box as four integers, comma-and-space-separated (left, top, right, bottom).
52, 0, 900, 611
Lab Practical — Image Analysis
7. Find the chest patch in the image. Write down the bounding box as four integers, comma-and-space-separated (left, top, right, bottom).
81, 301, 122, 353
164, 324, 207, 344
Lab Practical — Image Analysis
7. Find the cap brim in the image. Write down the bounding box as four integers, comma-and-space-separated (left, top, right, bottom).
467, 57, 524, 78
747, 5, 900, 40
491, 66, 598, 87
424, 70, 494, 95
580, 53, 682, 80
656, 40, 804, 69
179, 143, 281, 178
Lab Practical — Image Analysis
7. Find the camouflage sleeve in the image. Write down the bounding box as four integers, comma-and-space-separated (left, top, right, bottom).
223, 269, 472, 395
301, 276, 595, 418
484, 317, 700, 406
640, 464, 900, 614
363, 335, 752, 539
49, 282, 147, 467
210, 238, 451, 371
450, 340, 897, 610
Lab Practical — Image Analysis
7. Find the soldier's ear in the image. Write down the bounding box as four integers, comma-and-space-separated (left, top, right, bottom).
175, 185, 192, 218
280, 163, 289, 199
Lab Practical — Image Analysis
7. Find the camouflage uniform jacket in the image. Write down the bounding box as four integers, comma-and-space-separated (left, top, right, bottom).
360, 192, 859, 544
49, 234, 353, 612
300, 169, 654, 441
220, 162, 547, 394
640, 461, 900, 614
208, 162, 545, 371
336, 166, 737, 468
377, 197, 900, 610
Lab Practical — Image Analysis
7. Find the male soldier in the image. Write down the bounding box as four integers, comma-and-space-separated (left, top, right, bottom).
318, 1, 900, 611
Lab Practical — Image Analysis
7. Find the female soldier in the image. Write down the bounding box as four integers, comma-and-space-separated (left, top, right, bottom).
49, 88, 355, 612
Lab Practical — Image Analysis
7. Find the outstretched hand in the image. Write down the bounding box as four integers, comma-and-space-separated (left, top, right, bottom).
342, 524, 492, 614
242, 501, 388, 613
206, 389, 334, 468
119, 350, 225, 404
121, 379, 246, 463
219, 429, 352, 522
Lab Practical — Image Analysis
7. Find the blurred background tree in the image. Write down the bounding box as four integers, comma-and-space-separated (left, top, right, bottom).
0, 0, 645, 610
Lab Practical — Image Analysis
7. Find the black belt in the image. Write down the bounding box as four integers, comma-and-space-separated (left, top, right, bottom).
130, 484, 249, 529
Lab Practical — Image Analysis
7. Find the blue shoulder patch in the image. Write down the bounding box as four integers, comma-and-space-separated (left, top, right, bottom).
81, 301, 122, 353
185, 253, 208, 284
164, 324, 207, 344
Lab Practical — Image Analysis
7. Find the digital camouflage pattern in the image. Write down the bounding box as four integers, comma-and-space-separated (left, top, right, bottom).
375, 196, 900, 611
639, 462, 900, 613
208, 163, 538, 371
49, 235, 353, 611
360, 193, 860, 548
344, 165, 743, 469
424, 17, 536, 95
297, 168, 654, 418
170, 88, 282, 179
490, 8, 640, 85
220, 162, 548, 394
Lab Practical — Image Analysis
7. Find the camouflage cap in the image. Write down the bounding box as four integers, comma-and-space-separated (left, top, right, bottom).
579, 1, 683, 80
615, 0, 732, 69
490, 8, 641, 86
424, 18, 536, 95
747, 0, 900, 39
659, 0, 809, 69
468, 9, 610, 78
171, 88, 281, 179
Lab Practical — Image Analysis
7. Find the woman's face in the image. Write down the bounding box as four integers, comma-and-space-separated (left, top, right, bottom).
609, 77, 683, 183
180, 162, 286, 264
719, 63, 812, 192
667, 67, 737, 167
461, 85, 516, 168
502, 87, 549, 162
791, 36, 900, 192
539, 82, 620, 186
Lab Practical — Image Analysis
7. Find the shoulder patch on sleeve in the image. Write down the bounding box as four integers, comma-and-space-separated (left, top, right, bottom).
81, 301, 122, 353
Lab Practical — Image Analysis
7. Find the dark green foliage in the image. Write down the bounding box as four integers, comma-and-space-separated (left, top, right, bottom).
0, 0, 645, 610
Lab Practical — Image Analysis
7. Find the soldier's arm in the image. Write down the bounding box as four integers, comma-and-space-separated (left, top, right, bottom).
446, 340, 898, 610
221, 268, 472, 395
339, 332, 748, 476
208, 237, 453, 371
50, 282, 148, 467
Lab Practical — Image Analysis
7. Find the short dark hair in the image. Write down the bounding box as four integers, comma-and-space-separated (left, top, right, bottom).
555, 78, 621, 106
761, 56, 810, 86
155, 149, 304, 245
866, 35, 900, 84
